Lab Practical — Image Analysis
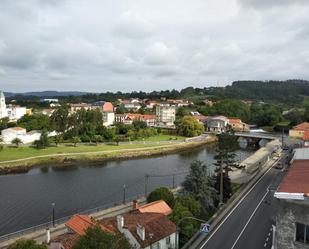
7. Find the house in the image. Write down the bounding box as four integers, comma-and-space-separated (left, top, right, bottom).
228, 118, 250, 132
166, 99, 192, 107
144, 100, 161, 109
119, 99, 142, 111
69, 103, 94, 113
205, 116, 229, 132
48, 200, 176, 249
1, 127, 41, 144
190, 112, 208, 124
156, 105, 176, 127
115, 113, 156, 126
302, 131, 309, 147
93, 101, 114, 112
289, 122, 309, 139
273, 148, 309, 249
6, 105, 27, 121
102, 112, 115, 127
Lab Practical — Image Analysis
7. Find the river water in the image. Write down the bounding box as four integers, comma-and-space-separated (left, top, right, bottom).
0, 144, 253, 236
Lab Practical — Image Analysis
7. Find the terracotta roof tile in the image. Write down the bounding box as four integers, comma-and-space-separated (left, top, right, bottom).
303, 131, 309, 141
65, 215, 95, 236
100, 212, 176, 248
228, 118, 242, 124
137, 200, 172, 216
293, 122, 309, 131
277, 159, 309, 194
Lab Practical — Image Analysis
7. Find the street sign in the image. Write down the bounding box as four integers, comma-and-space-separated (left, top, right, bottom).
200, 223, 210, 234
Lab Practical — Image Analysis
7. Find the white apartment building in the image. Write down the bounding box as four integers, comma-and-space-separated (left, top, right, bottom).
156, 104, 176, 127
102, 112, 115, 127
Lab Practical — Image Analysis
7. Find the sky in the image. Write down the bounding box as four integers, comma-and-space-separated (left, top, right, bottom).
0, 0, 309, 92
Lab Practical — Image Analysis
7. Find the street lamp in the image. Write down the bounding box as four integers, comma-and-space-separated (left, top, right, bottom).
51, 203, 55, 227
175, 216, 208, 249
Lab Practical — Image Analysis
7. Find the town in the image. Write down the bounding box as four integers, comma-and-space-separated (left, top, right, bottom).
0, 82, 309, 249
1, 0, 309, 248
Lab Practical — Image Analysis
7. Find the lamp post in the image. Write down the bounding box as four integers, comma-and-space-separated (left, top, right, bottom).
175, 217, 207, 249
51, 203, 55, 227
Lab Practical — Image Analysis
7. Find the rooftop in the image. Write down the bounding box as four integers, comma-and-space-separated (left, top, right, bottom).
65, 215, 95, 236
137, 200, 172, 216
228, 118, 242, 124
292, 122, 309, 131
100, 212, 176, 248
275, 159, 309, 200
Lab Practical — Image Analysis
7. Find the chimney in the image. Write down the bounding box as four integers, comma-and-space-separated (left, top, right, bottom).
117, 215, 124, 231
136, 224, 145, 241
133, 200, 139, 210
46, 228, 51, 244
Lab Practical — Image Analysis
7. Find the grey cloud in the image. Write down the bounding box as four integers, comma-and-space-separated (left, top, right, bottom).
0, 0, 309, 92
239, 0, 309, 9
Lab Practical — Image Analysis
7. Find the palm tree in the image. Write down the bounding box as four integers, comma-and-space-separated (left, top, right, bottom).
11, 138, 22, 148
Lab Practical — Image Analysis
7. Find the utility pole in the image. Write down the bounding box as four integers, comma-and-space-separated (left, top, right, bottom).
144, 174, 149, 197
282, 128, 284, 148
172, 174, 175, 189
51, 203, 55, 227
123, 184, 126, 204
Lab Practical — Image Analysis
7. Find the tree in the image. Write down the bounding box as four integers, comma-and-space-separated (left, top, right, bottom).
11, 138, 22, 148
8, 239, 47, 249
170, 202, 198, 246
175, 116, 204, 137
50, 104, 69, 134
183, 160, 216, 212
72, 136, 81, 147
72, 226, 132, 249
176, 107, 188, 119
132, 119, 147, 130
147, 187, 175, 208
214, 132, 240, 204
93, 135, 103, 145
0, 137, 3, 152
17, 114, 51, 131
174, 194, 202, 218
54, 134, 63, 147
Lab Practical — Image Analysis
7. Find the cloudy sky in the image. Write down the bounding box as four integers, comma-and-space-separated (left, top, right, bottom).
0, 0, 309, 92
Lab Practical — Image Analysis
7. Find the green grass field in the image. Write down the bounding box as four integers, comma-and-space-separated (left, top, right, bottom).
0, 135, 185, 162
136, 134, 184, 142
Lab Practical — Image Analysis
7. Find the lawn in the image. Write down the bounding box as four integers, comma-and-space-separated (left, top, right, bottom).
0, 142, 173, 162
136, 134, 185, 142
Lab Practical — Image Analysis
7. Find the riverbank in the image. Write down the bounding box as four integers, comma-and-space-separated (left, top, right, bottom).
0, 135, 217, 174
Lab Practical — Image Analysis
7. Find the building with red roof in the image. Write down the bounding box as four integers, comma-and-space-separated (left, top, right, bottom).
274, 148, 309, 248
289, 122, 309, 138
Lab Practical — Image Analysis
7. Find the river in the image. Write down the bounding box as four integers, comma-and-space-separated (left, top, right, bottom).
0, 144, 254, 236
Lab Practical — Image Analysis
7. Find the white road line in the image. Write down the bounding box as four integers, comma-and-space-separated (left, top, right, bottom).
198, 164, 274, 248
264, 243, 267, 247
230, 188, 269, 249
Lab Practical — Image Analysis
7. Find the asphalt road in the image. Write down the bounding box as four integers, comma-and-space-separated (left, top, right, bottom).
197, 165, 286, 249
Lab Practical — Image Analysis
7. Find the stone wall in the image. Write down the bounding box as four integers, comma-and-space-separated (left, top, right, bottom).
276, 199, 309, 249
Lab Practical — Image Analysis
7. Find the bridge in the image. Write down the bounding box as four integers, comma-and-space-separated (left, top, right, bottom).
204, 131, 278, 147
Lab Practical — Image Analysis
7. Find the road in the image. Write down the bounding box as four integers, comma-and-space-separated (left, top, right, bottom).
195, 164, 286, 249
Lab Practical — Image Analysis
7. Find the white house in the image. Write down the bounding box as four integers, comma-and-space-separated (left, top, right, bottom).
6, 105, 27, 121
1, 127, 41, 144
205, 116, 229, 132
102, 112, 115, 127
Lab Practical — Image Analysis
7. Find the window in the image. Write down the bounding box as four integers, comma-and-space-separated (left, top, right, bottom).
296, 222, 309, 244
166, 236, 171, 244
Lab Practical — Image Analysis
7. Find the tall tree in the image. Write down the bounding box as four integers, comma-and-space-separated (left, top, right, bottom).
183, 160, 216, 212
175, 116, 204, 137
50, 104, 69, 134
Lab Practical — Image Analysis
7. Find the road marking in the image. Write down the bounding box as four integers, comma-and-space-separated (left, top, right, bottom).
230, 188, 269, 249
198, 163, 274, 248
266, 237, 269, 241
264, 243, 267, 247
